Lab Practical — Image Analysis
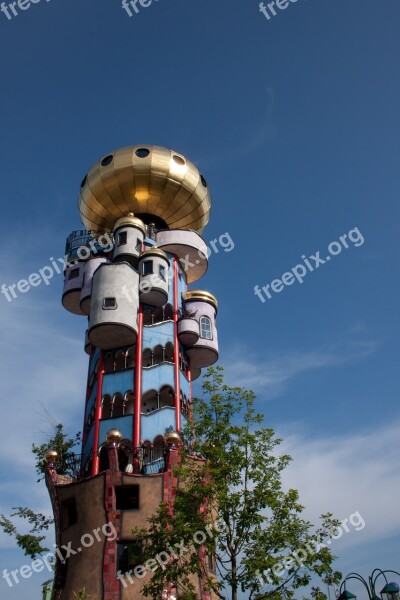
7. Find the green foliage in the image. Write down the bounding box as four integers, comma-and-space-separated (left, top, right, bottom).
32, 422, 81, 482
0, 507, 52, 559
134, 367, 342, 600
0, 422, 80, 559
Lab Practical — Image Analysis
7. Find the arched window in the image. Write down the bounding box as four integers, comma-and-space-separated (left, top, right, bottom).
118, 439, 132, 472
165, 342, 174, 362
102, 395, 112, 419
143, 308, 154, 326
159, 385, 175, 408
199, 316, 212, 340
153, 345, 163, 366
124, 391, 134, 415
126, 347, 135, 369
143, 348, 153, 368
164, 304, 173, 321
141, 390, 158, 413
115, 350, 125, 372
113, 393, 124, 418
153, 306, 164, 324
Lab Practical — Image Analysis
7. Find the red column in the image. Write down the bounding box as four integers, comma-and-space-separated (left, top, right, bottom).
91, 350, 104, 476
173, 257, 181, 432
134, 305, 143, 448
81, 346, 94, 448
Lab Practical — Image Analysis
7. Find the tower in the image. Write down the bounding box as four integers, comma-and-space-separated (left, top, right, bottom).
45, 145, 219, 599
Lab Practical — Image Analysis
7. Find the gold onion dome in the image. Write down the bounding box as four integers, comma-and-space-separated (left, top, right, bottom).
44, 449, 58, 463
140, 246, 168, 260
113, 212, 146, 234
183, 290, 218, 313
106, 429, 123, 445
79, 145, 211, 235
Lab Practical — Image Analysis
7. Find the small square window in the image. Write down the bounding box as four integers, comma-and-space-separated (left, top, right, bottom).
69, 268, 80, 280
118, 231, 127, 246
103, 297, 117, 310
142, 260, 153, 276
116, 485, 139, 510
117, 540, 143, 575
159, 265, 166, 281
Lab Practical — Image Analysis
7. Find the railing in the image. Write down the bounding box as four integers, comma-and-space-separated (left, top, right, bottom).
56, 453, 82, 479
139, 447, 168, 474
64, 230, 113, 263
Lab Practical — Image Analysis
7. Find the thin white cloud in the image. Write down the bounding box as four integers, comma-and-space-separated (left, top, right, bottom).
221, 339, 378, 396
0, 298, 86, 485
279, 421, 400, 550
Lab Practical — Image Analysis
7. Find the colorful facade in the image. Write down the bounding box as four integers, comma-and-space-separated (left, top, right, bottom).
45, 145, 219, 600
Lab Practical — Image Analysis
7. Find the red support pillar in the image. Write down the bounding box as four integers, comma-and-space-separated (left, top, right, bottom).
81, 345, 94, 448
91, 350, 104, 477
173, 257, 181, 432
134, 305, 143, 448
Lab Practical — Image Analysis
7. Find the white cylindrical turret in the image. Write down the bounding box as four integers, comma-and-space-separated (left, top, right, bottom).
138, 247, 169, 307
62, 263, 86, 315
182, 291, 219, 368
88, 262, 139, 349
112, 213, 146, 267
178, 318, 200, 346
80, 257, 110, 315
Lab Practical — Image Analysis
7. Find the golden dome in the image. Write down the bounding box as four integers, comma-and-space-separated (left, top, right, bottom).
164, 431, 181, 446
113, 213, 146, 235
140, 246, 168, 260
44, 449, 58, 463
106, 429, 123, 445
183, 290, 218, 313
79, 146, 211, 235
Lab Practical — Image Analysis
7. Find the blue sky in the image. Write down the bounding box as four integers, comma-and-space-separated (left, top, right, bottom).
0, 0, 399, 597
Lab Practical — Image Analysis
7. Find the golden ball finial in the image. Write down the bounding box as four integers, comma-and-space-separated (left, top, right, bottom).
106, 429, 122, 445
164, 431, 181, 446
44, 449, 58, 463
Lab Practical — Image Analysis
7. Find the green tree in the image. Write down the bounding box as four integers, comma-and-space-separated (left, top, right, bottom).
134, 367, 341, 600
0, 507, 52, 558
32, 421, 81, 482
0, 422, 80, 558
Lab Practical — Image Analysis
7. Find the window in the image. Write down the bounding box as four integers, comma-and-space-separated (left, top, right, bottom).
135, 148, 150, 158
103, 297, 117, 309
69, 267, 80, 280
142, 260, 153, 276
117, 231, 127, 246
136, 238, 142, 253
159, 264, 166, 281
172, 154, 185, 166
61, 498, 77, 530
101, 154, 113, 166
199, 316, 212, 340
102, 395, 112, 419
116, 485, 140, 510
117, 540, 143, 575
